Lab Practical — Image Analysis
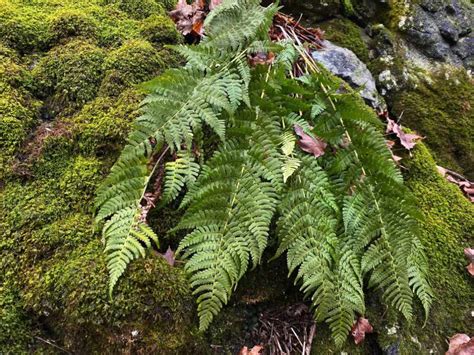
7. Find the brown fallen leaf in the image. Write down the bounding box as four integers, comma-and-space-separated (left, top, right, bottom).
209, 0, 222, 10
446, 334, 474, 355
351, 317, 373, 345
159, 246, 176, 266
169, 0, 206, 38
239, 345, 264, 355
248, 51, 275, 66
386, 118, 422, 150
464, 248, 474, 277
437, 165, 474, 203
294, 124, 327, 158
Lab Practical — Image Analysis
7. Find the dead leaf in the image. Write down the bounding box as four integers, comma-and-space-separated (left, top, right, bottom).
464, 248, 474, 277
159, 246, 176, 266
209, 0, 222, 10
248, 52, 275, 66
169, 0, 206, 38
239, 345, 264, 355
446, 334, 474, 355
351, 317, 373, 345
386, 118, 422, 150
436, 165, 474, 203
294, 125, 327, 158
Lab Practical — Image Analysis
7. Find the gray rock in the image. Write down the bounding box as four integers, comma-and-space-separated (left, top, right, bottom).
404, 5, 452, 60
452, 35, 474, 69
311, 40, 385, 110
433, 14, 459, 43
285, 0, 341, 22
452, 35, 474, 59
419, 0, 445, 13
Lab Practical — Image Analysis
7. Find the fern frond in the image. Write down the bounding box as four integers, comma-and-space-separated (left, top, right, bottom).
103, 207, 159, 294
177, 141, 278, 330
161, 151, 200, 204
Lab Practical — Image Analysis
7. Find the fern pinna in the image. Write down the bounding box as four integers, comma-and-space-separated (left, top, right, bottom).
95, 0, 432, 346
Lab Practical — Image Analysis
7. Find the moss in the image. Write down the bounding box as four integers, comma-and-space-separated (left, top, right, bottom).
401, 143, 474, 352
139, 14, 182, 45
391, 68, 474, 179
69, 89, 144, 155
101, 39, 165, 93
48, 8, 99, 44
59, 156, 103, 209
0, 84, 40, 179
0, 287, 32, 353
319, 18, 370, 63
105, 0, 165, 19
32, 40, 106, 113
0, 0, 50, 53
21, 239, 203, 352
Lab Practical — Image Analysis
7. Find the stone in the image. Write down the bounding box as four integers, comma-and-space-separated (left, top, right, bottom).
433, 14, 459, 43
284, 0, 341, 22
404, 5, 452, 60
311, 40, 386, 110
452, 35, 474, 59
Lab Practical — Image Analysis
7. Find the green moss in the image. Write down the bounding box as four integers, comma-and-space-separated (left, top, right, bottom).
101, 39, 165, 93
105, 0, 165, 19
48, 8, 99, 44
0, 84, 40, 179
0, 287, 32, 353
319, 18, 370, 63
401, 144, 474, 352
139, 14, 181, 45
0, 0, 50, 52
33, 40, 106, 112
59, 156, 103, 209
21, 239, 203, 352
69, 89, 144, 155
391, 68, 474, 179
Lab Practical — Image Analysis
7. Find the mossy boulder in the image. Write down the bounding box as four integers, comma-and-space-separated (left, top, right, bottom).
391, 68, 474, 179
139, 14, 182, 45
399, 143, 474, 352
100, 39, 166, 94
319, 17, 370, 63
69, 89, 144, 155
0, 0, 50, 52
19, 239, 202, 352
48, 8, 99, 44
105, 0, 166, 19
32, 40, 106, 113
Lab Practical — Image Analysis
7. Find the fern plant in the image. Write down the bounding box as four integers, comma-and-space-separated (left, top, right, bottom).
95, 0, 432, 346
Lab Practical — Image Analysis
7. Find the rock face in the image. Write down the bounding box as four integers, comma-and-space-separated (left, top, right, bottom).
402, 0, 473, 68
312, 40, 385, 110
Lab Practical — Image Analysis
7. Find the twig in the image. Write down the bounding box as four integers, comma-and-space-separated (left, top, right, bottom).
305, 323, 316, 355
34, 336, 71, 354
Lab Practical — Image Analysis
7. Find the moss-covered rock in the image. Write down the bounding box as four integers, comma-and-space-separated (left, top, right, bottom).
48, 8, 99, 44
105, 0, 166, 19
102, 39, 165, 91
0, 84, 40, 180
391, 68, 474, 179
32, 40, 106, 113
139, 14, 182, 45
396, 143, 474, 352
319, 18, 370, 63
69, 89, 144, 155
18, 239, 203, 352
0, 0, 50, 52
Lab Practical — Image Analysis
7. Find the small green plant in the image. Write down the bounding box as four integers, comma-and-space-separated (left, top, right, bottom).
95, 0, 432, 346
